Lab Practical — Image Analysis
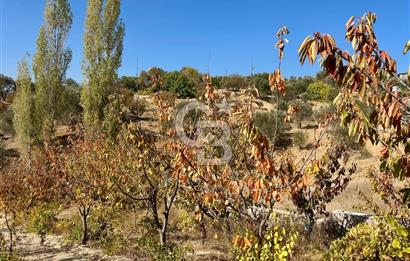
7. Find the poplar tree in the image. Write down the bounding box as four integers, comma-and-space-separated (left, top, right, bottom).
12, 56, 35, 156
33, 0, 73, 140
81, 0, 125, 125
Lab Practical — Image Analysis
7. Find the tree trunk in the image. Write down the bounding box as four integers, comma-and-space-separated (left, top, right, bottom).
81, 213, 88, 245
133, 205, 138, 230
200, 220, 207, 244
159, 210, 169, 245
4, 212, 13, 253
79, 206, 90, 245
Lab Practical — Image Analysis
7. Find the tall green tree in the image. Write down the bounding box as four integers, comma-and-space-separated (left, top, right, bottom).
81, 0, 125, 125
33, 0, 73, 140
12, 56, 36, 156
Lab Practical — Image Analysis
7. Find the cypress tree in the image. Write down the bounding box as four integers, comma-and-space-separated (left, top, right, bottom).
33, 0, 73, 140
12, 56, 36, 156
81, 0, 124, 126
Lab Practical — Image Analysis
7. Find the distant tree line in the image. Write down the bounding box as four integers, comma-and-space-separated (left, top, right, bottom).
1, 68, 338, 141
116, 69, 338, 100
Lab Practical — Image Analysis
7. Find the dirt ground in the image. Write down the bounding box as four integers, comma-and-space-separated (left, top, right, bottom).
0, 220, 131, 260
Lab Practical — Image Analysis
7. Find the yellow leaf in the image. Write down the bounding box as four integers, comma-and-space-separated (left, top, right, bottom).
298, 35, 311, 54
392, 239, 401, 249
311, 41, 318, 63
345, 16, 354, 29
348, 122, 355, 137
403, 40, 410, 54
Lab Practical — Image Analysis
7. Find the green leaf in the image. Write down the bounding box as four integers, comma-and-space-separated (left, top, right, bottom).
397, 227, 408, 237
392, 239, 401, 249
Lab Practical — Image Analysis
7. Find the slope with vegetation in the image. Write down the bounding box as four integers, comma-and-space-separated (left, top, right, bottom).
0, 2, 409, 260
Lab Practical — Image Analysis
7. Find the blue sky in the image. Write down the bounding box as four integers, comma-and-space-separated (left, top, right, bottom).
1, 0, 409, 82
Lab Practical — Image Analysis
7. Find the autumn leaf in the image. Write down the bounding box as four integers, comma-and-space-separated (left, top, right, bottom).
403, 40, 410, 54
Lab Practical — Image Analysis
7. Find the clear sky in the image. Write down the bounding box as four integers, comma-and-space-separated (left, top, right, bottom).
1, 0, 409, 82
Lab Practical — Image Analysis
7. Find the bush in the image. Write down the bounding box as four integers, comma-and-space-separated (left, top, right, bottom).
27, 204, 58, 244
221, 75, 249, 91
299, 92, 313, 102
56, 207, 127, 255
292, 131, 306, 148
163, 71, 196, 98
253, 73, 271, 97
118, 76, 138, 91
307, 81, 337, 101
253, 110, 288, 146
284, 76, 314, 101
136, 236, 193, 261
157, 91, 176, 107
277, 99, 289, 111
118, 88, 146, 120
137, 87, 154, 95
294, 101, 313, 128
232, 223, 298, 261
324, 217, 410, 260
0, 233, 21, 261
314, 105, 363, 151
0, 108, 14, 136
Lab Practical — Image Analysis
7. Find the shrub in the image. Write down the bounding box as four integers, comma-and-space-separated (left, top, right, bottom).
232, 224, 298, 261
157, 91, 176, 107
292, 131, 306, 148
55, 215, 83, 243
307, 81, 337, 101
163, 71, 196, 98
0, 233, 21, 261
118, 76, 138, 91
324, 217, 410, 260
136, 236, 193, 261
284, 76, 314, 101
27, 204, 58, 244
137, 87, 154, 95
118, 88, 146, 120
277, 99, 289, 111
253, 110, 288, 146
56, 207, 127, 255
293, 101, 313, 128
314, 105, 364, 151
253, 73, 271, 97
221, 75, 249, 91
0, 108, 14, 136
298, 92, 311, 102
